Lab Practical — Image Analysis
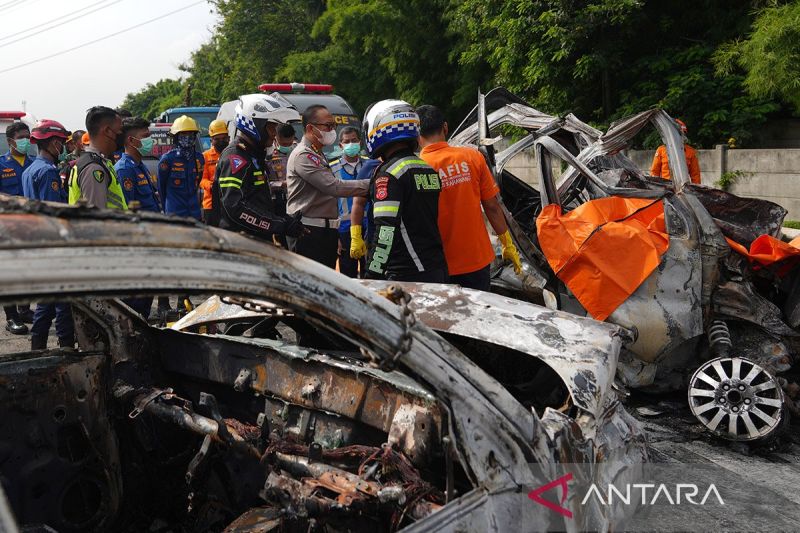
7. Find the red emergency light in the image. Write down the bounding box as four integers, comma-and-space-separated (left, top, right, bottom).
259, 83, 334, 94
0, 111, 26, 119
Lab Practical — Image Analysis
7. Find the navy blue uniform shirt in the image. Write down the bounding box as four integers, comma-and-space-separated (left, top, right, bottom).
115, 153, 161, 212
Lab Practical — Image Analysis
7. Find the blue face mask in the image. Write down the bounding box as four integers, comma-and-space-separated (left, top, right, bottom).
342, 142, 361, 157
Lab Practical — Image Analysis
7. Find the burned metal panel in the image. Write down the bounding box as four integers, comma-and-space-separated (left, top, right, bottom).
714, 280, 798, 339
535, 134, 666, 204
171, 295, 268, 330
154, 328, 440, 439
608, 224, 704, 369
536, 403, 648, 531
0, 241, 548, 494
358, 280, 625, 419
450, 95, 602, 150
540, 110, 685, 207
0, 205, 548, 491
688, 184, 788, 246
0, 352, 121, 532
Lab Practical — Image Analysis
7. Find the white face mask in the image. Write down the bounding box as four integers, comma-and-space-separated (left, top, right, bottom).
314, 126, 337, 147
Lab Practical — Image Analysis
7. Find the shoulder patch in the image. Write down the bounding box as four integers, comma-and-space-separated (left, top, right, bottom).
375, 176, 389, 200
123, 178, 134, 191
93, 169, 105, 183
306, 153, 321, 167
229, 155, 247, 174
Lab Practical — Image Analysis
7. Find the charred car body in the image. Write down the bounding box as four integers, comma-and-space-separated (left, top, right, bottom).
450, 88, 799, 442
0, 196, 646, 532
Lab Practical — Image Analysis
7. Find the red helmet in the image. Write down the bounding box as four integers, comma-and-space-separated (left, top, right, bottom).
30, 119, 70, 144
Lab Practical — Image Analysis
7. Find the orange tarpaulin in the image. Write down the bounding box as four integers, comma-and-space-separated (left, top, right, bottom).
726, 234, 800, 274
536, 198, 670, 321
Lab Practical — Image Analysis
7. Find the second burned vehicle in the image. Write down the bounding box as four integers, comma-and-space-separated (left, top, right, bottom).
450, 88, 799, 442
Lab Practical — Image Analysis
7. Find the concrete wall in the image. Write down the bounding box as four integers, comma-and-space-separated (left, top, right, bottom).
501, 146, 800, 220
630, 147, 800, 220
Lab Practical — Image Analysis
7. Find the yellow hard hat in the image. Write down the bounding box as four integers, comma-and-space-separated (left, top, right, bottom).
170, 115, 199, 135
208, 119, 227, 137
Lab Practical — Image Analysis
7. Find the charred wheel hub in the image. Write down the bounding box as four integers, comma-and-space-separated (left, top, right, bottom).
688, 357, 784, 441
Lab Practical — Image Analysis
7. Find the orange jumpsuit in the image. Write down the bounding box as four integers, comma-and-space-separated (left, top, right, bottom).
200, 146, 222, 211
650, 144, 701, 184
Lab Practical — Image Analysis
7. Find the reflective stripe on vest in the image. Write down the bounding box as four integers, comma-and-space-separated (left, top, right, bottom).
68, 158, 128, 210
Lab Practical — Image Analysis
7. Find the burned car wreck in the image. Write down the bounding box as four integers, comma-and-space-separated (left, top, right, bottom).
450, 88, 800, 443
0, 197, 647, 532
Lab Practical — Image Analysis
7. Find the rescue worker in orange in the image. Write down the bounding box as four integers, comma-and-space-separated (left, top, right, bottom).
416, 104, 522, 291
200, 119, 229, 222
650, 118, 701, 184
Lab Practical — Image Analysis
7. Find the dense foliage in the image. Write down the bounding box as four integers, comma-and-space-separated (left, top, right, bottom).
121, 0, 800, 148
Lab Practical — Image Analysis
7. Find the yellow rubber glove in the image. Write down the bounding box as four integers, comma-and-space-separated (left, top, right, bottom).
498, 230, 522, 274
350, 225, 367, 259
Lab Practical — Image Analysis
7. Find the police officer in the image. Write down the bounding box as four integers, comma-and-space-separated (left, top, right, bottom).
213, 93, 304, 241
1, 121, 34, 334
158, 115, 203, 221
330, 126, 370, 278
22, 120, 75, 349
68, 106, 128, 210
286, 105, 369, 268
200, 119, 229, 222
362, 100, 447, 282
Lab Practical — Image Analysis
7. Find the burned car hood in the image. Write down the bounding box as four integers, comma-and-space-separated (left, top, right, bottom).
173, 283, 629, 420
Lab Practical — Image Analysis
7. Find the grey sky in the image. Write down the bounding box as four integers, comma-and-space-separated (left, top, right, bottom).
0, 0, 218, 130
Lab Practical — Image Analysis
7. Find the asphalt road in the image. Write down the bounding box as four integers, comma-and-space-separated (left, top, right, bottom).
625, 390, 800, 531
0, 306, 37, 354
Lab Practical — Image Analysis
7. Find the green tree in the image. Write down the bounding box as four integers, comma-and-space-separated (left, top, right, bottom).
450, 0, 780, 147
714, 0, 800, 112
122, 0, 324, 116
123, 0, 792, 148
180, 39, 227, 106
121, 78, 184, 121
181, 0, 324, 103
280, 0, 485, 119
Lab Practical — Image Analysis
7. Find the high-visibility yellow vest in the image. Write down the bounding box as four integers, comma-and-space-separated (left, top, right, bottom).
68, 152, 127, 210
